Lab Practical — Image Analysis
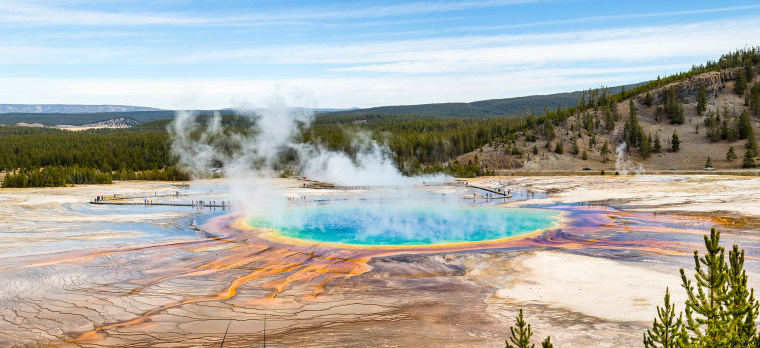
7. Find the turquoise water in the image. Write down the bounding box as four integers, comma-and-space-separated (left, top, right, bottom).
246, 205, 560, 246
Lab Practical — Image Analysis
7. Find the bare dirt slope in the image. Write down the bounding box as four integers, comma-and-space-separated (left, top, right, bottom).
458, 68, 760, 172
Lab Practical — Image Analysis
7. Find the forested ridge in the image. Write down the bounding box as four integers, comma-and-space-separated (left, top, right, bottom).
2, 48, 760, 187
319, 83, 641, 119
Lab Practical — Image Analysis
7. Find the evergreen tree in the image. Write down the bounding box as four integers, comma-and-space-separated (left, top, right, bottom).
554, 141, 564, 155
571, 139, 580, 156
623, 108, 643, 149
680, 228, 730, 346
705, 157, 712, 168
643, 288, 688, 348
697, 86, 707, 115
601, 140, 611, 162
647, 227, 760, 347
505, 309, 554, 348
506, 309, 534, 348
748, 136, 759, 157
582, 150, 588, 160
751, 82, 760, 116
727, 146, 737, 162
671, 131, 680, 152
605, 107, 616, 131
629, 99, 637, 119
533, 145, 539, 155
640, 133, 652, 159
725, 245, 759, 346
739, 110, 753, 139
746, 63, 755, 82
664, 88, 685, 124
736, 73, 748, 95
545, 122, 556, 141
653, 133, 662, 153
721, 118, 730, 140
743, 151, 756, 168
645, 91, 653, 107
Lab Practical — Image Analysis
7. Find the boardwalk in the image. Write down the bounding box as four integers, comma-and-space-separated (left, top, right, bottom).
90, 190, 230, 208
90, 200, 230, 208
88, 180, 512, 207
465, 184, 510, 197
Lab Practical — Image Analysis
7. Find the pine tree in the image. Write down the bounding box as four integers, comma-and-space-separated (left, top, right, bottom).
533, 145, 539, 155
725, 245, 759, 346
664, 88, 685, 124
645, 91, 654, 107
554, 141, 563, 155
506, 309, 534, 348
582, 150, 588, 160
727, 146, 737, 162
571, 139, 580, 156
697, 86, 707, 115
746, 63, 755, 82
601, 140, 610, 162
721, 118, 730, 140
680, 228, 730, 346
644, 288, 688, 348
736, 73, 748, 95
705, 157, 712, 169
751, 82, 760, 116
748, 136, 759, 157
640, 133, 652, 159
743, 151, 756, 168
671, 131, 680, 152
541, 337, 553, 348
739, 110, 753, 139
624, 102, 644, 147
629, 98, 637, 119
653, 133, 662, 153
605, 108, 616, 131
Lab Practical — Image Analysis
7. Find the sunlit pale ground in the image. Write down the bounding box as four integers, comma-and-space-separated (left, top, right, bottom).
1, 175, 760, 347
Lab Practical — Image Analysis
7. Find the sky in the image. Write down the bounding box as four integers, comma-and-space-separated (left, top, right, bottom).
1, 0, 759, 110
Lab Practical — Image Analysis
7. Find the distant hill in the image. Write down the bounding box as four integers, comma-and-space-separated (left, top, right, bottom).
0, 111, 177, 126
0, 104, 163, 114
229, 107, 354, 114
0, 108, 354, 126
320, 84, 643, 118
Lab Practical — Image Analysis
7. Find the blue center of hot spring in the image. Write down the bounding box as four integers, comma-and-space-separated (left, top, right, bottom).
246, 205, 560, 246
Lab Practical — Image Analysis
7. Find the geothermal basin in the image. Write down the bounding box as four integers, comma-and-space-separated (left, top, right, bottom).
2, 176, 760, 347
246, 205, 562, 246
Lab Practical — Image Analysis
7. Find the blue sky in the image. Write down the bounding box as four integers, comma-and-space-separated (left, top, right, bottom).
1, 0, 759, 109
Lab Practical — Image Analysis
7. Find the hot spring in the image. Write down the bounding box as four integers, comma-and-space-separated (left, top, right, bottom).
245, 204, 562, 247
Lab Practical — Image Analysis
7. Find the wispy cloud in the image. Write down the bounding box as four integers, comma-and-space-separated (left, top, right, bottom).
434, 4, 760, 33
0, 0, 541, 27
168, 19, 760, 73
3, 1, 759, 109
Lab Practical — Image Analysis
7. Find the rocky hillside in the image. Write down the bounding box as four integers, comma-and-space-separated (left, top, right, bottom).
81, 117, 139, 128
457, 67, 760, 172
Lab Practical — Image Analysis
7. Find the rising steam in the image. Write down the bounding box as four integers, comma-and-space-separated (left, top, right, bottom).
169, 102, 450, 185
614, 142, 644, 175
168, 100, 453, 219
